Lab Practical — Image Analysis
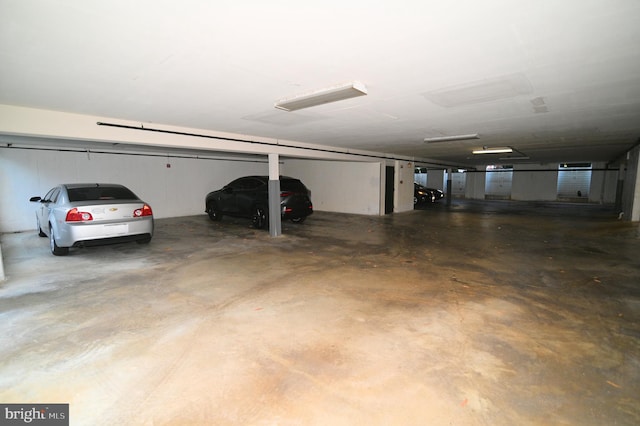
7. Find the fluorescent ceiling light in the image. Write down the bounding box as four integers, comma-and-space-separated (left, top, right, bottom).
472, 147, 513, 154
424, 133, 479, 143
275, 81, 367, 112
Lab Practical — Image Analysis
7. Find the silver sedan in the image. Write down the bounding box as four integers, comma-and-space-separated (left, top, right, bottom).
29, 183, 154, 255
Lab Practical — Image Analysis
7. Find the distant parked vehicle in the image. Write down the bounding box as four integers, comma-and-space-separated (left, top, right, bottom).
29, 183, 154, 255
414, 183, 444, 205
428, 187, 445, 202
205, 176, 313, 229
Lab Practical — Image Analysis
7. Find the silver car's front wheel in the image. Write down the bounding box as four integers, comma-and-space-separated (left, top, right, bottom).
49, 226, 69, 256
37, 217, 46, 237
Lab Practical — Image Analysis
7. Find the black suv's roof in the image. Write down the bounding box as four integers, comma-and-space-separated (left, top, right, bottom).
246, 176, 299, 181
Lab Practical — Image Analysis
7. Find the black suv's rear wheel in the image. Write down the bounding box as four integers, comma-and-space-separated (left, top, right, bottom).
207, 201, 222, 221
251, 205, 268, 229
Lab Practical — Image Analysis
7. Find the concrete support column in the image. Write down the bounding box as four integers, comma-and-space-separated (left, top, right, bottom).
0, 243, 5, 281
268, 153, 282, 237
430, 169, 446, 191
615, 163, 625, 213
628, 146, 640, 221
446, 168, 453, 206
618, 144, 640, 221
379, 162, 386, 216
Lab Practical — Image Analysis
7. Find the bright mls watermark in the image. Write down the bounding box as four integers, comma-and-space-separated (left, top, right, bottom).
0, 404, 68, 425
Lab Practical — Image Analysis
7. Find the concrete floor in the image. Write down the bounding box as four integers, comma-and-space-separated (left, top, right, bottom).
1, 200, 639, 425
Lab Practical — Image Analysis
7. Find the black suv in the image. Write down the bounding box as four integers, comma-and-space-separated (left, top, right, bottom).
205, 176, 313, 229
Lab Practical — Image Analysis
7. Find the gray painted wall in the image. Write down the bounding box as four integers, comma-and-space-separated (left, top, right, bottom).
1, 147, 630, 235
465, 172, 486, 200
0, 148, 392, 233
511, 164, 558, 201
0, 147, 268, 233
452, 163, 620, 204
282, 159, 383, 215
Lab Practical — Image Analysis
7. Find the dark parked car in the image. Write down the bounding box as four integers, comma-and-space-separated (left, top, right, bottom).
428, 186, 445, 202
414, 183, 444, 205
29, 183, 154, 255
205, 176, 313, 229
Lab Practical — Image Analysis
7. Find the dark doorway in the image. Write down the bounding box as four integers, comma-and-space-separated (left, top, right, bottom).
385, 166, 394, 214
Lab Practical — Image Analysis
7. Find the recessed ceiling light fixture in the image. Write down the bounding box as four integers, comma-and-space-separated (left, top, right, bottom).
472, 147, 513, 155
275, 81, 367, 112
424, 133, 480, 143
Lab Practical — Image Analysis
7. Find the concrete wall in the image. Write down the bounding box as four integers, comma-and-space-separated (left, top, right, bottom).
511, 164, 558, 201
0, 147, 268, 233
465, 172, 486, 200
414, 170, 446, 190
282, 159, 382, 215
444, 164, 619, 203
621, 145, 640, 221
1, 147, 411, 235
428, 170, 446, 190
395, 160, 414, 213
590, 162, 618, 204
449, 172, 466, 197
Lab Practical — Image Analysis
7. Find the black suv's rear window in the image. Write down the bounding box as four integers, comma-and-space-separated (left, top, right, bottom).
280, 179, 308, 193
68, 186, 138, 202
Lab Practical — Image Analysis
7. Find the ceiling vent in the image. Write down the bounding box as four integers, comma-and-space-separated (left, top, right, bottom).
424, 73, 533, 107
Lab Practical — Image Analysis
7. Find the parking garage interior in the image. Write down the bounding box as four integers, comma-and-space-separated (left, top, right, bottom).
2, 1, 640, 425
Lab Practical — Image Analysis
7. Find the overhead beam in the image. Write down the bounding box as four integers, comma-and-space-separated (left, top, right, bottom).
0, 104, 434, 164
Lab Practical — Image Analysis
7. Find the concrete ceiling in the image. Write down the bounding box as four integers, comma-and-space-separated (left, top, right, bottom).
1, 0, 640, 168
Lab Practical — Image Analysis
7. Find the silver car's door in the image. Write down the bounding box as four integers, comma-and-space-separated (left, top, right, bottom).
38, 187, 58, 230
